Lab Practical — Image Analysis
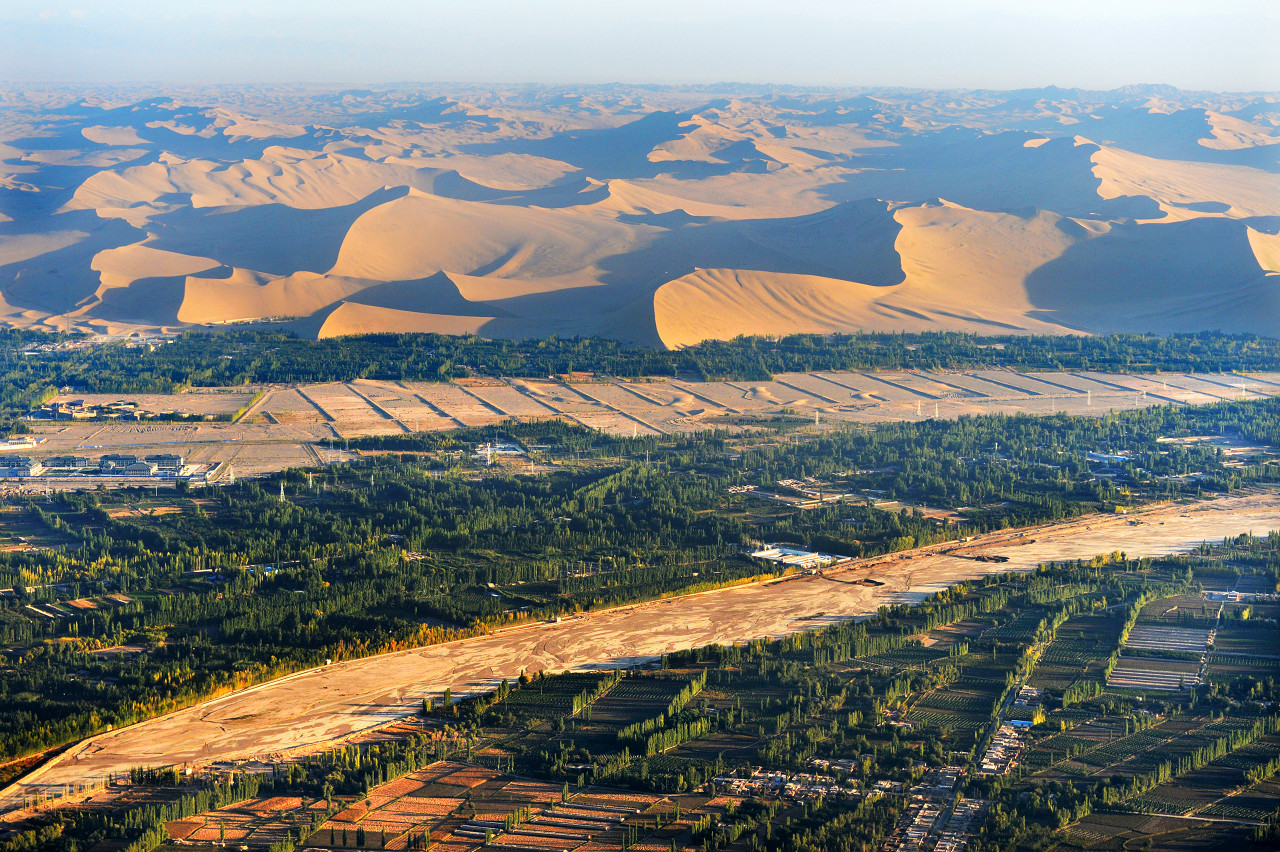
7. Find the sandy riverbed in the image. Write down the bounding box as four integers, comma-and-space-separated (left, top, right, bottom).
4, 490, 1280, 811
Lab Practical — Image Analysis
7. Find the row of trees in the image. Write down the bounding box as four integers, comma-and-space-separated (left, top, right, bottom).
6, 328, 1280, 423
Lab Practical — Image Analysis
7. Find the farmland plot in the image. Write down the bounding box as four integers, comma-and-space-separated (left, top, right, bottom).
302, 383, 403, 436
404, 383, 506, 428
1123, 625, 1212, 654
1106, 657, 1201, 691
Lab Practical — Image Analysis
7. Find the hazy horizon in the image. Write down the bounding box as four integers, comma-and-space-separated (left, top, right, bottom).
2, 0, 1277, 92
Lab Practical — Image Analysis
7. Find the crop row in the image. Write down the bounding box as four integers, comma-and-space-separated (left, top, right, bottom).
1126, 794, 1193, 816
915, 692, 994, 715
1200, 801, 1278, 820
500, 673, 615, 719
1082, 729, 1167, 763
906, 709, 987, 733
858, 647, 946, 668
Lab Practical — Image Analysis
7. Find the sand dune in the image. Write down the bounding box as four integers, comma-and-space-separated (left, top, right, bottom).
1090, 144, 1280, 219
80, 125, 150, 146
177, 270, 368, 325
892, 202, 1081, 312
328, 187, 642, 282
66, 150, 477, 221
1, 85, 1278, 342
315, 302, 495, 338
651, 200, 1096, 347
1248, 226, 1280, 273
654, 269, 905, 346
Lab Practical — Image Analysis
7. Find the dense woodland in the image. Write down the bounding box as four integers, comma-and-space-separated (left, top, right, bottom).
4, 328, 1280, 423
0, 397, 1278, 766
5, 540, 1279, 852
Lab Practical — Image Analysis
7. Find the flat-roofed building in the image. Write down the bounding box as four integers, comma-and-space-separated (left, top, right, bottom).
0, 456, 44, 477
99, 454, 138, 472
44, 455, 90, 469
145, 453, 184, 471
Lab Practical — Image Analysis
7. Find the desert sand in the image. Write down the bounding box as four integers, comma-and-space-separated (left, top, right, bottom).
4, 488, 1279, 811
1, 85, 1278, 343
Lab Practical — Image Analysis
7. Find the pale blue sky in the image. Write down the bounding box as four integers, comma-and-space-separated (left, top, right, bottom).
2, 0, 1276, 91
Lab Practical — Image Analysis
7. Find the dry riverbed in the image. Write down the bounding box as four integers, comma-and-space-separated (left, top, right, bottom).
4, 490, 1280, 812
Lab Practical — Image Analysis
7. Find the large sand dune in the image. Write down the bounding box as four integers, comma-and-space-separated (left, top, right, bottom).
2, 85, 1279, 342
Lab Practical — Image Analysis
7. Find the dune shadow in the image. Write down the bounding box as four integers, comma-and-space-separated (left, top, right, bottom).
0, 214, 146, 314
90, 273, 189, 325
1082, 107, 1280, 173
1024, 217, 1278, 333
818, 132, 1164, 220
146, 187, 409, 277
344, 273, 516, 318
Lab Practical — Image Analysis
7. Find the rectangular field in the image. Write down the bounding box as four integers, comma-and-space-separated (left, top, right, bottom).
301, 383, 404, 436
849, 372, 941, 402
352, 381, 458, 432
462, 383, 562, 419
1123, 625, 1212, 653
1107, 657, 1201, 691
401, 383, 506, 428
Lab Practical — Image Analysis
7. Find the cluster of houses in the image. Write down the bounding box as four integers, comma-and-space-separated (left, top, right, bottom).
711, 764, 859, 802
0, 453, 185, 478
978, 723, 1028, 775
715, 760, 989, 852
933, 799, 989, 852
882, 799, 946, 852
906, 765, 964, 800
20, 336, 167, 357
32, 399, 154, 421
883, 768, 986, 852
1010, 685, 1045, 720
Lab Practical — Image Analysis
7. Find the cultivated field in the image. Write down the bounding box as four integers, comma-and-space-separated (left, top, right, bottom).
163, 761, 715, 852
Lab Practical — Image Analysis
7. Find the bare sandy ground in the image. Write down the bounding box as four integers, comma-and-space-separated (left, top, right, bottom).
5, 490, 1278, 810
21, 371, 1280, 485
24, 418, 337, 480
